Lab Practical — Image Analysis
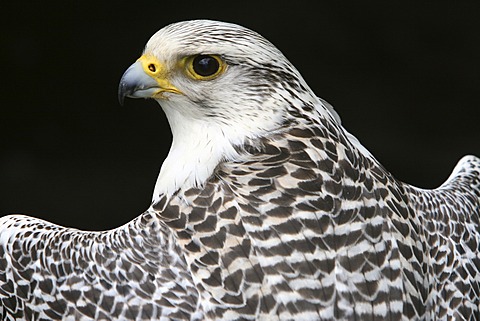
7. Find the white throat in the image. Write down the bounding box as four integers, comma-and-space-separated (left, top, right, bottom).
151, 103, 241, 202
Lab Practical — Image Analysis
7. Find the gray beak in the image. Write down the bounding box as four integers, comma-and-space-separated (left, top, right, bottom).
118, 61, 160, 106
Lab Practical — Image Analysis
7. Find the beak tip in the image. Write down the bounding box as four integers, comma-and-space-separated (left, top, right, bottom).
118, 61, 156, 106
118, 83, 127, 106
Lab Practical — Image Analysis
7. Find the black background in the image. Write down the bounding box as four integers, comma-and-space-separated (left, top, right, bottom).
1, 2, 479, 230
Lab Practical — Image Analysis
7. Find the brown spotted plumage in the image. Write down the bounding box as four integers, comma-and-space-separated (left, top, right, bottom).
152, 119, 480, 320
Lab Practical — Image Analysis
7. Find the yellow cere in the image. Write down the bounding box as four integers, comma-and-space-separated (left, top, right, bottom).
137, 54, 183, 97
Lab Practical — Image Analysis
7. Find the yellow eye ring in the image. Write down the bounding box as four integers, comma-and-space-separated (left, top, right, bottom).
185, 54, 226, 80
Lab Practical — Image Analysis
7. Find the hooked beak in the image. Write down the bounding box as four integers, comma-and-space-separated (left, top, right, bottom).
118, 55, 182, 105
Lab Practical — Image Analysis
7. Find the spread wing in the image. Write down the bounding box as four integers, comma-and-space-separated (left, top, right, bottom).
0, 212, 200, 320
405, 155, 480, 319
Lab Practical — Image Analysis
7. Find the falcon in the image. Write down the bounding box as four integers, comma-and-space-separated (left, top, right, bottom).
1, 20, 479, 321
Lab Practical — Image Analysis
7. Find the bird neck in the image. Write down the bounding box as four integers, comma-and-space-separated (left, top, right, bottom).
151, 105, 240, 202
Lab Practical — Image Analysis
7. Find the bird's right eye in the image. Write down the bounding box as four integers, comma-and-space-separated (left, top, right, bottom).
186, 54, 225, 80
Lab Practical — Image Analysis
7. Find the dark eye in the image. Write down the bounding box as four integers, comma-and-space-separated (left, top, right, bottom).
192, 55, 220, 77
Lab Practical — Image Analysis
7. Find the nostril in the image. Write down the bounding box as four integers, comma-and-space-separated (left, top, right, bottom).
148, 64, 156, 72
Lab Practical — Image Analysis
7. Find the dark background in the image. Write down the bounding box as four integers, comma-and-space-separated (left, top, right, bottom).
1, 2, 479, 230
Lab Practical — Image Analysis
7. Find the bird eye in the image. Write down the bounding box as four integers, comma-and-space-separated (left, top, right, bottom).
193, 55, 219, 76
148, 64, 156, 72
186, 55, 225, 80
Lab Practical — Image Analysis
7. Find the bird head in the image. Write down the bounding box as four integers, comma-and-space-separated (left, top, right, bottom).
118, 20, 321, 140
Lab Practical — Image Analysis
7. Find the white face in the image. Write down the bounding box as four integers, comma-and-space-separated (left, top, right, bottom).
119, 20, 316, 137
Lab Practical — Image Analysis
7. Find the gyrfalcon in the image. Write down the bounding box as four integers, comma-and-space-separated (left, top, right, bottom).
1, 19, 479, 321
